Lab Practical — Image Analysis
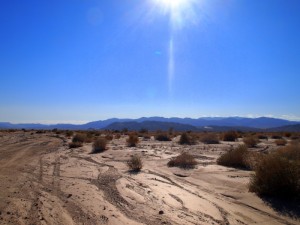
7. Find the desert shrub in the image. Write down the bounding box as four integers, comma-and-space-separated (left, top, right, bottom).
178, 132, 195, 145
275, 139, 287, 146
85, 133, 94, 143
167, 152, 197, 169
249, 143, 300, 199
200, 133, 219, 144
243, 136, 259, 148
72, 133, 87, 143
65, 130, 74, 137
217, 145, 251, 169
155, 133, 171, 141
127, 155, 143, 172
271, 134, 282, 139
277, 143, 300, 160
256, 134, 268, 140
222, 131, 238, 142
284, 132, 292, 138
122, 128, 128, 134
91, 138, 107, 153
36, 130, 45, 134
114, 134, 121, 139
105, 134, 113, 141
291, 136, 300, 140
143, 134, 151, 140
139, 128, 148, 134
69, 142, 83, 148
94, 131, 101, 137
126, 134, 139, 147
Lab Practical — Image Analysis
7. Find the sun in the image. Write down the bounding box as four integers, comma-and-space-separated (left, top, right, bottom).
156, 0, 187, 9
151, 0, 198, 29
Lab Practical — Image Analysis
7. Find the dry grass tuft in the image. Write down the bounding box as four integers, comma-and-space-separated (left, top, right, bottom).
167, 152, 197, 169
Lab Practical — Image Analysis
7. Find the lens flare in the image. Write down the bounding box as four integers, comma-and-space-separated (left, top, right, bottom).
148, 0, 201, 95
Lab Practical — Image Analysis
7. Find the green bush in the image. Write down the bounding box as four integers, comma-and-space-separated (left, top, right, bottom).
217, 145, 251, 169
167, 152, 197, 169
249, 143, 300, 199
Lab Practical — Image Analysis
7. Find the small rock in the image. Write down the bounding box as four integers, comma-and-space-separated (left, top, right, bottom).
159, 210, 164, 215
67, 194, 72, 198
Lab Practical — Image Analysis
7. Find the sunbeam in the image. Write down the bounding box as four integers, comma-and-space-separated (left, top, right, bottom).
168, 38, 174, 95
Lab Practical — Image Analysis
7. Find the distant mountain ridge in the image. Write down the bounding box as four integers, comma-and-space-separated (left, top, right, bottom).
0, 117, 299, 131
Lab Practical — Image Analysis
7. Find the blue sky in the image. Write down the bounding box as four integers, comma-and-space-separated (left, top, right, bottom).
1, 0, 300, 124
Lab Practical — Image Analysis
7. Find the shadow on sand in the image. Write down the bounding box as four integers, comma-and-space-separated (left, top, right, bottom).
262, 196, 300, 219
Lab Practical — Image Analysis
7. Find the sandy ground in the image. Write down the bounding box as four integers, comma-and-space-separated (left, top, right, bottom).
0, 131, 299, 225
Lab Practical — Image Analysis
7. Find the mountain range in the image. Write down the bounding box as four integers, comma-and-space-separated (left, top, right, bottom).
1, 117, 300, 132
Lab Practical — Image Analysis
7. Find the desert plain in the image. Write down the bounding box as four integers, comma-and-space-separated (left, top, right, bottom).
0, 130, 299, 225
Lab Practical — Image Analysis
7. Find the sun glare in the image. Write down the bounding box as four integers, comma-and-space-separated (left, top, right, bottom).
157, 0, 187, 9
151, 0, 199, 29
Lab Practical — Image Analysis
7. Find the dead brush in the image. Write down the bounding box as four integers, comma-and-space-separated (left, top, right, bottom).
126, 134, 139, 147
69, 141, 83, 148
243, 136, 259, 148
249, 143, 300, 199
178, 132, 196, 145
200, 133, 220, 144
167, 152, 197, 169
72, 133, 87, 143
275, 139, 287, 146
217, 145, 252, 170
69, 133, 87, 148
127, 155, 143, 172
222, 131, 238, 142
91, 138, 107, 154
155, 133, 171, 141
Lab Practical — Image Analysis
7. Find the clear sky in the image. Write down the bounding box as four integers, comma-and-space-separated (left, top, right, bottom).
1, 0, 300, 124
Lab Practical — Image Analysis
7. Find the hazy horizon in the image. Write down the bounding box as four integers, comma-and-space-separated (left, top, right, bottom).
1, 0, 299, 123
2, 115, 300, 125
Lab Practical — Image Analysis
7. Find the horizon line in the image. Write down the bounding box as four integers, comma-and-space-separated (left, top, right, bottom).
2, 115, 300, 125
